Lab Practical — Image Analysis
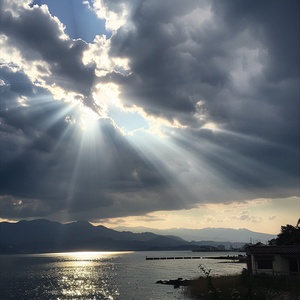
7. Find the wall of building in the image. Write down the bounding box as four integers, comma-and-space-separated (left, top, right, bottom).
251, 254, 290, 275
272, 254, 290, 274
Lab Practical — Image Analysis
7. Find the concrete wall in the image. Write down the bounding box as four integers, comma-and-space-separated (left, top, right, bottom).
251, 254, 290, 275
272, 254, 290, 273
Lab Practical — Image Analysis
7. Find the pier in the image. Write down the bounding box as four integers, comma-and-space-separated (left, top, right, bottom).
146, 256, 201, 260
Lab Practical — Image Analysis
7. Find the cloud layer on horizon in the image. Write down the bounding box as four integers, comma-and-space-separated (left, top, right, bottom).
0, 0, 299, 222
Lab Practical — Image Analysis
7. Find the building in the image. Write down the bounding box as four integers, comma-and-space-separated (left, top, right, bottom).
247, 244, 300, 275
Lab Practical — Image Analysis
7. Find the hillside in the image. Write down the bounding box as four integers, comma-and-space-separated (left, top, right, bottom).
0, 219, 191, 253
113, 226, 276, 243
0, 219, 266, 254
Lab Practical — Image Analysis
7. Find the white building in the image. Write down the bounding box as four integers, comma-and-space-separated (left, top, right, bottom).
247, 245, 300, 275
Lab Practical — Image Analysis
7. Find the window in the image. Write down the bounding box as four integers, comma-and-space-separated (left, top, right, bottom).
257, 259, 273, 269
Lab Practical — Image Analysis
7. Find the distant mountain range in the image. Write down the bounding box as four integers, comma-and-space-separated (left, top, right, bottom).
0, 219, 275, 254
114, 226, 276, 243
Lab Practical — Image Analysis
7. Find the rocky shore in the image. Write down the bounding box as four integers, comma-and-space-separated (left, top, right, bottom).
156, 277, 191, 288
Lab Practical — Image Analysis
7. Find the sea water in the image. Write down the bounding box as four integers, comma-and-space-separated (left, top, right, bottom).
0, 251, 246, 300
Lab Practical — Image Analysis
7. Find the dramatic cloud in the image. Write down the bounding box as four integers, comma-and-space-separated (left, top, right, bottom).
0, 0, 299, 223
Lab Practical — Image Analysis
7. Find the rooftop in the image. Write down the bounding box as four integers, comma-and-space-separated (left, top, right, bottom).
247, 244, 300, 256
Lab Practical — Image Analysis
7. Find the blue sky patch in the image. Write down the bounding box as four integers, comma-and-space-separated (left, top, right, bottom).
32, 0, 110, 42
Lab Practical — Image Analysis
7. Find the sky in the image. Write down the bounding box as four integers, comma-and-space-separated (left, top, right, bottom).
0, 0, 299, 235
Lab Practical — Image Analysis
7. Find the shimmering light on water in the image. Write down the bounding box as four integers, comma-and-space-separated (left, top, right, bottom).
48, 252, 124, 299
0, 251, 245, 299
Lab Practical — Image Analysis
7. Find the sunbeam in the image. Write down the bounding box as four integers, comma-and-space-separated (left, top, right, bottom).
1, 0, 298, 239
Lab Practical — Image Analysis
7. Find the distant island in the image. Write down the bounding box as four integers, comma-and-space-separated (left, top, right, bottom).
0, 219, 275, 254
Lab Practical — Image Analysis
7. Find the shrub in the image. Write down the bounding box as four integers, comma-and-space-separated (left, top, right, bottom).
185, 265, 300, 300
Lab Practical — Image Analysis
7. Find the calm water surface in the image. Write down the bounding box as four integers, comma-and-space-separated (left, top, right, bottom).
0, 251, 246, 300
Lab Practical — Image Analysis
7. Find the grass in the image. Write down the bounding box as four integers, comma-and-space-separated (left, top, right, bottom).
184, 266, 300, 300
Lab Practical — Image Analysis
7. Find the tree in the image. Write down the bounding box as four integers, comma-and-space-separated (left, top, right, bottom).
274, 224, 300, 245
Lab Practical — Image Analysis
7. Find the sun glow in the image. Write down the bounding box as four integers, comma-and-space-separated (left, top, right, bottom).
202, 122, 219, 131
78, 106, 100, 130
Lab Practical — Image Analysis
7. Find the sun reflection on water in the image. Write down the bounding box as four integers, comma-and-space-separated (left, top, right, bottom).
40, 251, 127, 299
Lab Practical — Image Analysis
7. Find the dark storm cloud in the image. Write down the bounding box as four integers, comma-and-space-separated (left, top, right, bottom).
0, 102, 172, 220
0, 64, 171, 219
0, 1, 178, 221
0, 79, 169, 220
212, 0, 299, 81
0, 2, 97, 109
0, 0, 299, 221
105, 0, 299, 192
107, 0, 226, 122
108, 0, 299, 128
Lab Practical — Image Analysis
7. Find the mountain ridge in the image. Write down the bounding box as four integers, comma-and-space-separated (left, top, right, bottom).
0, 219, 275, 254
113, 225, 276, 243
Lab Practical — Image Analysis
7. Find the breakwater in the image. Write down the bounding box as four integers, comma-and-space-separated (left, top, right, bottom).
146, 256, 201, 260
146, 255, 247, 261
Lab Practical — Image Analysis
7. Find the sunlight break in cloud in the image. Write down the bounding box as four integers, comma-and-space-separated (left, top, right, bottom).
0, 0, 299, 233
